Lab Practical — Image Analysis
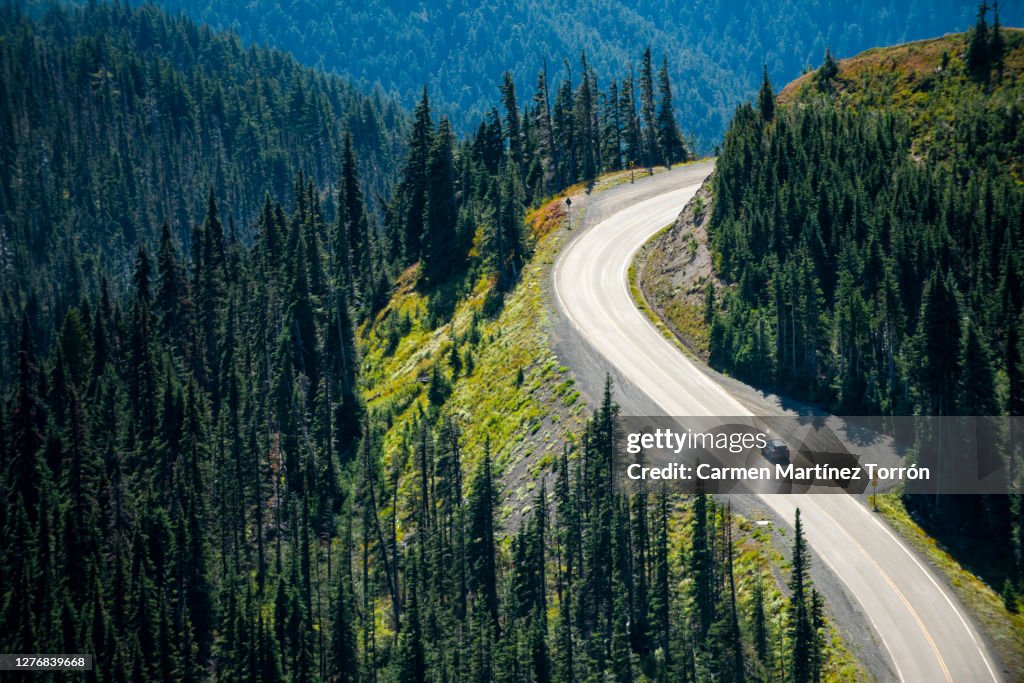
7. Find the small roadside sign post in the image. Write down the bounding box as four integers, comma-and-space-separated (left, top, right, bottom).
630, 160, 635, 183
871, 470, 879, 511
565, 197, 572, 228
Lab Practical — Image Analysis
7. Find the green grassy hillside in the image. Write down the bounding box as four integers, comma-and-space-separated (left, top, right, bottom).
779, 28, 1024, 178
358, 189, 586, 520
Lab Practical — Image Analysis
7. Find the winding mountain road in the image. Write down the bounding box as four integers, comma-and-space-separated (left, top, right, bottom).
551, 161, 1003, 682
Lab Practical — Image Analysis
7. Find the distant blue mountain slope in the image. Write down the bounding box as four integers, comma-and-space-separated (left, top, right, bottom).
149, 0, 1022, 149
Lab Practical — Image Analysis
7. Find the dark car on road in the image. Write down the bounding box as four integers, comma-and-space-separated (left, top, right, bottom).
762, 438, 790, 463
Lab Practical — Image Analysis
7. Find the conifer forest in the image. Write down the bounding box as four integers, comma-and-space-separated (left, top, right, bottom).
1, 1, 1023, 682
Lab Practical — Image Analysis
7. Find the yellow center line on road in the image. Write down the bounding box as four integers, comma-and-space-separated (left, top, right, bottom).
847, 498, 1000, 682
813, 502, 953, 683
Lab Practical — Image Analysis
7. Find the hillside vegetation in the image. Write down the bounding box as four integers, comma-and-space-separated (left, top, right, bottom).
639, 15, 1024, 673
708, 26, 1024, 415
0, 2, 862, 680
150, 0, 1023, 149
352, 183, 862, 682
0, 1, 407, 382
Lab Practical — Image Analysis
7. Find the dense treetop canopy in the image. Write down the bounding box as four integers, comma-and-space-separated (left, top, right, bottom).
151, 0, 1023, 150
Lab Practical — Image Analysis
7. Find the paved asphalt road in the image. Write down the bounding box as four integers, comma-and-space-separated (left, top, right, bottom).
551, 161, 1003, 682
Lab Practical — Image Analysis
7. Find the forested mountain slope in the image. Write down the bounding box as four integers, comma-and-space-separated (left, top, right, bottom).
150, 0, 1023, 148
637, 16, 1024, 661
0, 1, 407, 381
709, 24, 1024, 417
2, 3, 854, 680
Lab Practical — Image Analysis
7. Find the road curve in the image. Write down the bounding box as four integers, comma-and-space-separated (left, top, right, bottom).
551, 161, 1002, 682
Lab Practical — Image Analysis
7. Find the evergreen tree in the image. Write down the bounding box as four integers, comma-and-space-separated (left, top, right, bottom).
127, 247, 158, 448
602, 81, 624, 171
574, 52, 600, 181
399, 88, 434, 265
501, 72, 523, 171
285, 234, 320, 385
155, 221, 190, 351
532, 64, 557, 192
959, 319, 997, 415
788, 509, 813, 683
639, 47, 658, 170
7, 320, 45, 518
421, 118, 458, 285
751, 559, 769, 664
649, 487, 671, 667
966, 3, 992, 81
689, 483, 714, 638
192, 189, 227, 390
466, 441, 499, 627
391, 553, 425, 683
339, 133, 371, 303
991, 2, 1005, 76
655, 57, 686, 166
815, 48, 840, 92
916, 271, 962, 415
175, 383, 215, 663
618, 72, 643, 170
758, 65, 775, 122
496, 163, 526, 290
